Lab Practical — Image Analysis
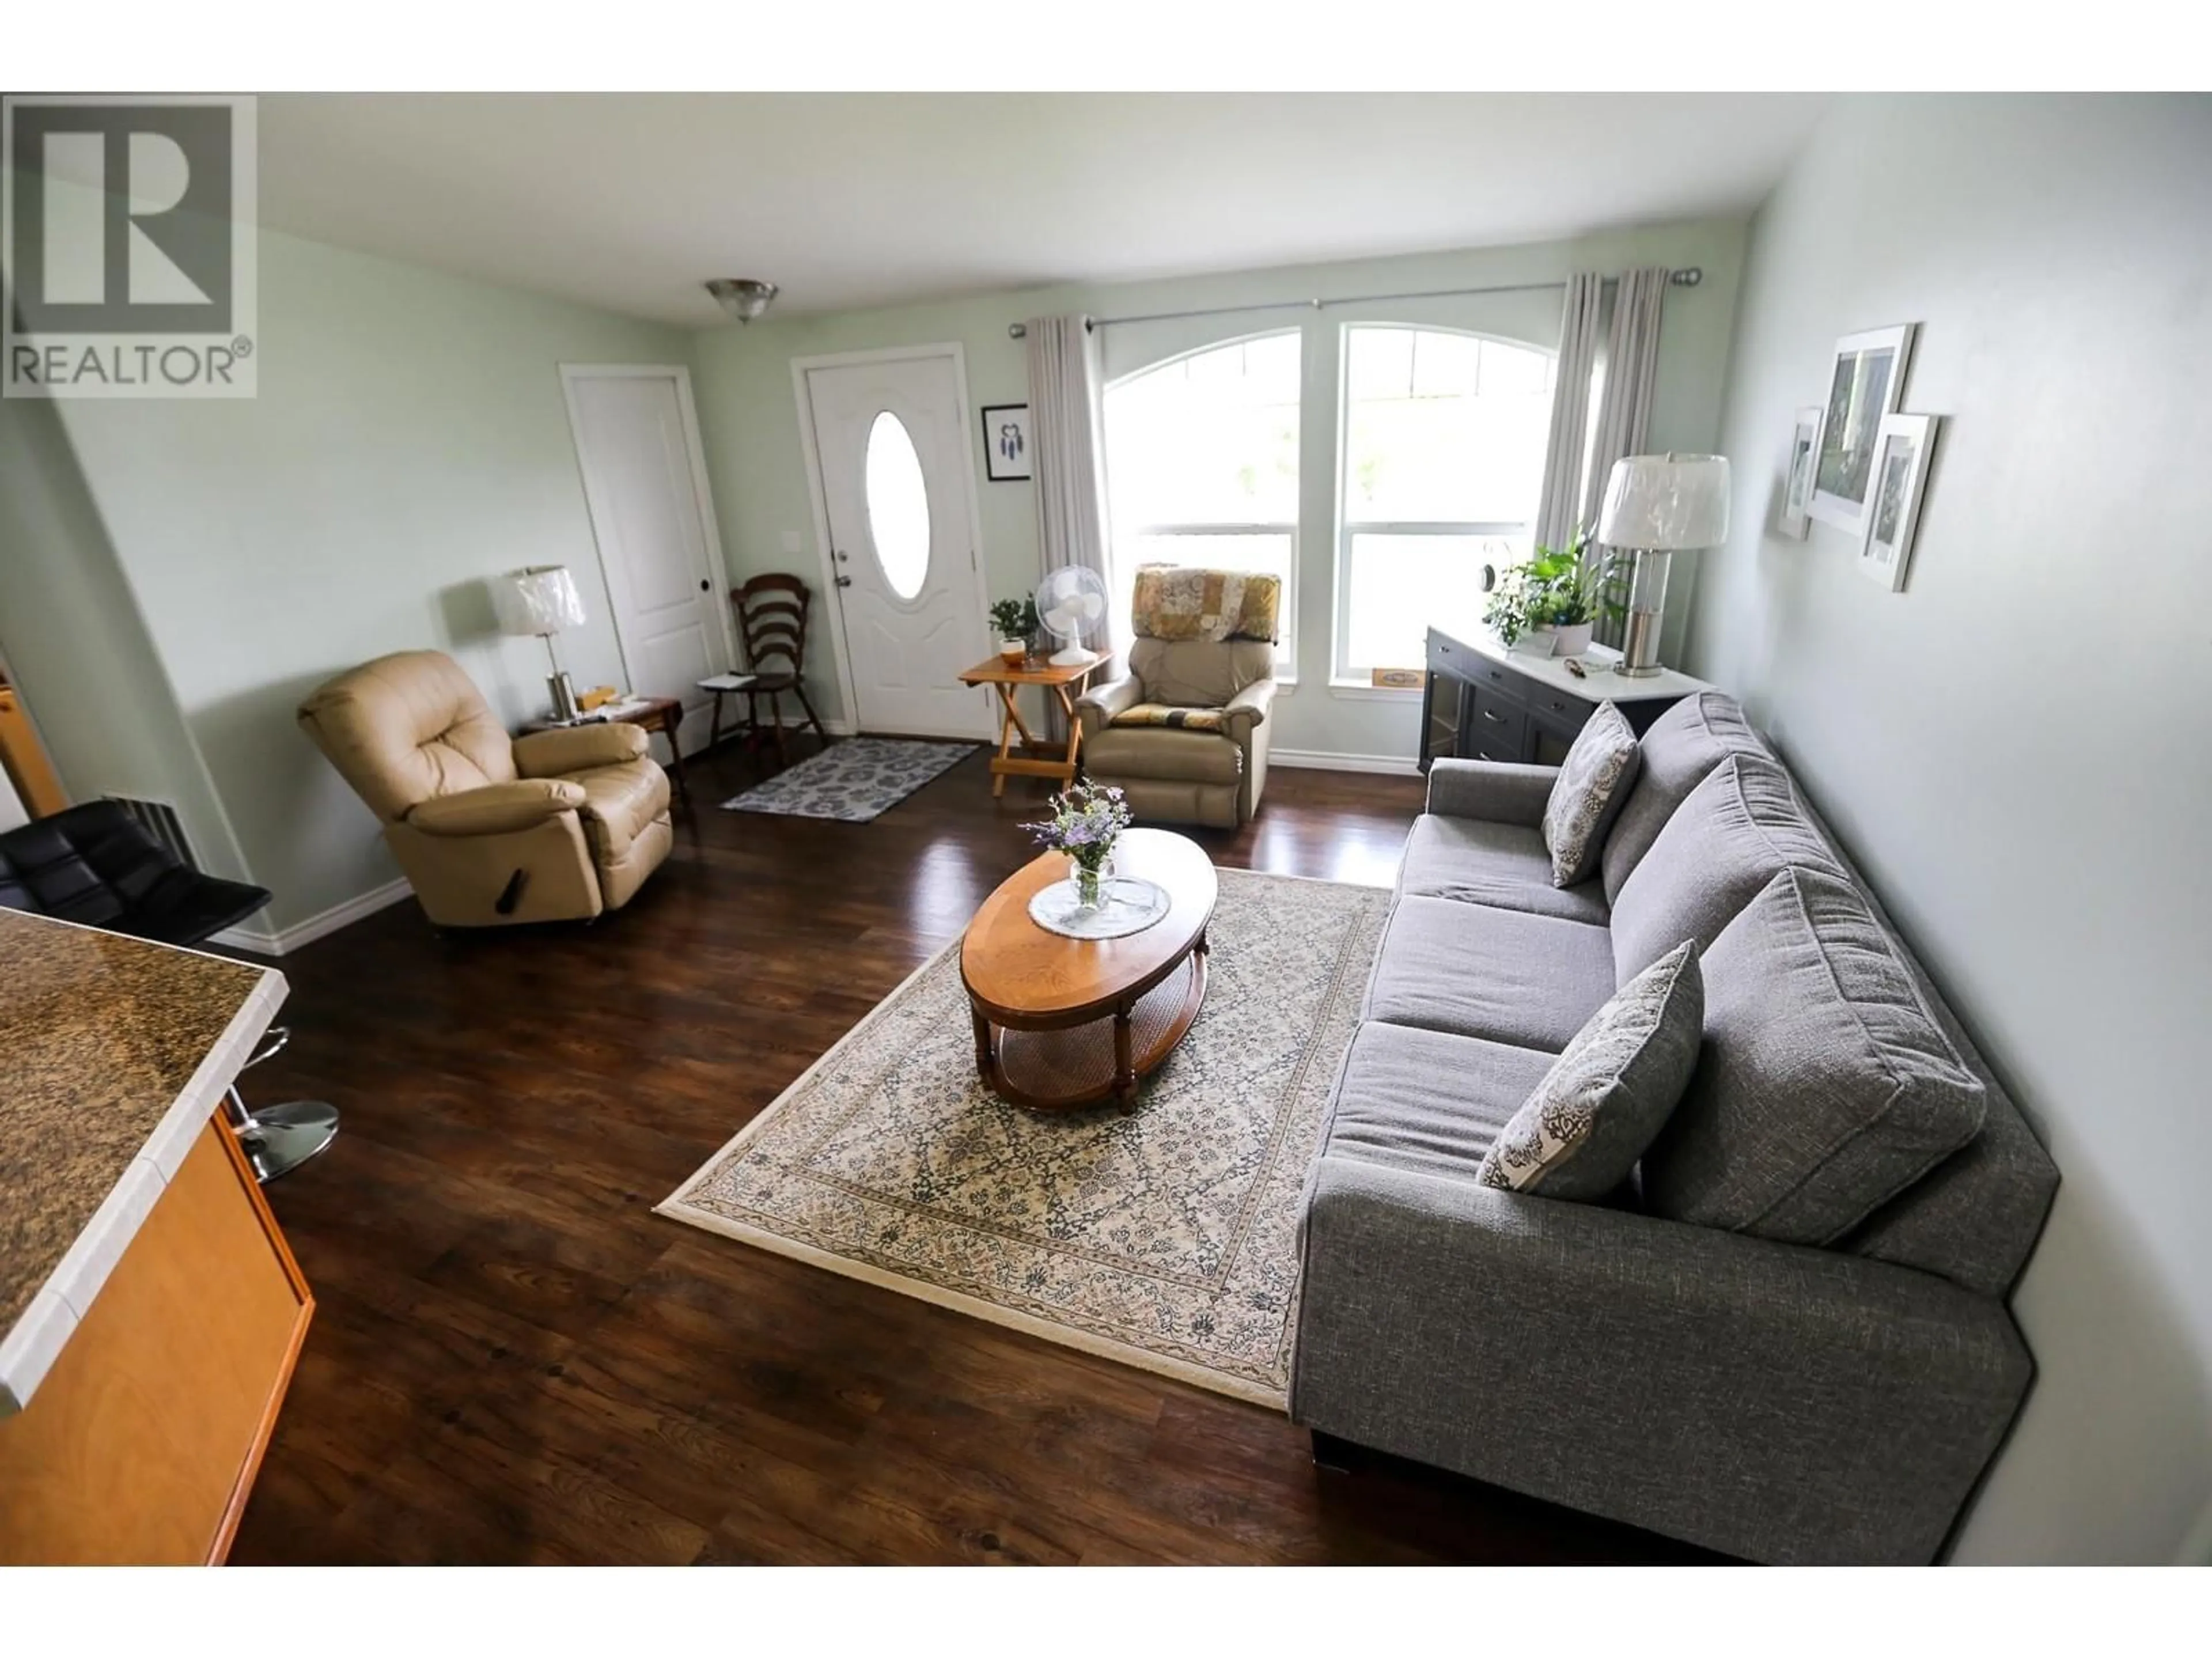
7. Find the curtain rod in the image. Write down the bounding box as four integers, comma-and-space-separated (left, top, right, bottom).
1005, 268, 1702, 339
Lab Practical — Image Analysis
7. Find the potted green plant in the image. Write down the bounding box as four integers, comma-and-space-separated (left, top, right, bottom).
1484, 528, 1602, 657
988, 597, 1037, 664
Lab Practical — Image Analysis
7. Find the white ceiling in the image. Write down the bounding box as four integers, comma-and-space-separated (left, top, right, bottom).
256, 93, 1830, 327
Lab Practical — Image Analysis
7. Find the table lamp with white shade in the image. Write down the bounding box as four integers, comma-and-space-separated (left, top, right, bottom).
494, 564, 589, 721
1596, 453, 1731, 677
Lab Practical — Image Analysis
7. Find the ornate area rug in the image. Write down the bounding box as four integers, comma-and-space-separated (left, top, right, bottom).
721, 737, 978, 821
658, 868, 1391, 1406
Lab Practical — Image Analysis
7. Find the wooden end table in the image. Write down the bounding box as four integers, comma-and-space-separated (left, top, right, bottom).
956, 652, 1112, 800
960, 828, 1217, 1112
526, 695, 690, 806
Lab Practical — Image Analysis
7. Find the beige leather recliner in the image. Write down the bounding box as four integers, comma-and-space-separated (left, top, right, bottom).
298, 650, 673, 927
1074, 567, 1281, 830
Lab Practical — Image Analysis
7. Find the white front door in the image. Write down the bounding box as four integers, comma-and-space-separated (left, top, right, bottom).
562, 366, 734, 754
804, 353, 991, 738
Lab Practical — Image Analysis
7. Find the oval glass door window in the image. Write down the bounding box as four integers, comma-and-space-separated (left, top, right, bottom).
863, 411, 931, 600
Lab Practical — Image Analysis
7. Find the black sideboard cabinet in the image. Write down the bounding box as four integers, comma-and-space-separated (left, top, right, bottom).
1419, 626, 1701, 772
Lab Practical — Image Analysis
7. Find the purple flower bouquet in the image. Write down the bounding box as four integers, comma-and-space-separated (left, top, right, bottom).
1024, 779, 1132, 911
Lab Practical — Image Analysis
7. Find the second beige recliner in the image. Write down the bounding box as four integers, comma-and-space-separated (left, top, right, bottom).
298, 650, 673, 927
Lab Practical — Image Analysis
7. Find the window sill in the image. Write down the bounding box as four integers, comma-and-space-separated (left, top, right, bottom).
1327, 679, 1422, 702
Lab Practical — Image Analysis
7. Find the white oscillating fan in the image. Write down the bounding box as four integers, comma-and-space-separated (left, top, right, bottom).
1034, 565, 1108, 666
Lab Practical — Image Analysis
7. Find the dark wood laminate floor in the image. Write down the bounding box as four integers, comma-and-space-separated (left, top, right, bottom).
227, 740, 1711, 1565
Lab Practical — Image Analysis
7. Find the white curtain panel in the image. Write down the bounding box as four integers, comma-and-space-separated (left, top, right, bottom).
1532, 272, 1605, 554
1582, 266, 1672, 647
1581, 265, 1673, 532
1022, 315, 1113, 654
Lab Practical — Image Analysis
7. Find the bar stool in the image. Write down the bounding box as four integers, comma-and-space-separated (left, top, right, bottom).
222, 1025, 340, 1183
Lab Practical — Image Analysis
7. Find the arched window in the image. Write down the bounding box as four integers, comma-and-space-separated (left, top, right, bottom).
1336, 326, 1555, 679
1103, 332, 1300, 672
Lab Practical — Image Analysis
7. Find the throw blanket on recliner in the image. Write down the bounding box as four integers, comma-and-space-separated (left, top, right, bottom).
1130, 565, 1281, 643
1109, 702, 1229, 731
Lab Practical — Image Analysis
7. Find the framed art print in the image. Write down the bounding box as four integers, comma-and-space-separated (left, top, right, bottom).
1781, 404, 1823, 537
1859, 412, 1938, 590
1809, 323, 1915, 533
980, 404, 1032, 481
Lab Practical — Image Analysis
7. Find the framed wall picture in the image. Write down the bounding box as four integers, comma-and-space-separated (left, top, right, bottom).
1859, 412, 1939, 591
1809, 323, 1916, 532
1781, 404, 1823, 537
979, 404, 1032, 481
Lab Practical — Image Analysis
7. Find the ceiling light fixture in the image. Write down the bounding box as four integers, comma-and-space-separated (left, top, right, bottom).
706, 278, 779, 324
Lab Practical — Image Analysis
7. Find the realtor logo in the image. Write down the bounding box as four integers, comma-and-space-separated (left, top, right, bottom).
3, 94, 257, 398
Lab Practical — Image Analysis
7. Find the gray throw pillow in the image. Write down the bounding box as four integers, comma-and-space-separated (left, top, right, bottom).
1541, 702, 1641, 888
1642, 868, 1988, 1244
1476, 941, 1703, 1200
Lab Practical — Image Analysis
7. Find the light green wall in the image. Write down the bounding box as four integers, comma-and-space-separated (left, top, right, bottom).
0, 396, 251, 888
39, 227, 689, 933
1685, 93, 2212, 1562
687, 218, 1748, 760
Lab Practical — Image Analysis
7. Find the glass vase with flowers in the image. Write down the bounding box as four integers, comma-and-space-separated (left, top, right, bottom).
1023, 779, 1132, 912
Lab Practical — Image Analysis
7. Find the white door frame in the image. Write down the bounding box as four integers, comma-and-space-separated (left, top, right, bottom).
557, 363, 744, 726
790, 342, 996, 740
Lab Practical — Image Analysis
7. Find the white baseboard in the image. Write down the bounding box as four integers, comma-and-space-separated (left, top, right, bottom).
209, 877, 415, 958
1270, 748, 1422, 778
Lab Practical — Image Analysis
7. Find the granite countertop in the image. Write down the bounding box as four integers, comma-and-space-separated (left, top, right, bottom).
0, 910, 285, 1410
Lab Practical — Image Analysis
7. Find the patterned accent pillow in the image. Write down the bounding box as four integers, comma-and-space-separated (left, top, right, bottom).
1130, 565, 1282, 643
1476, 941, 1704, 1201
1110, 702, 1228, 732
1541, 701, 1641, 888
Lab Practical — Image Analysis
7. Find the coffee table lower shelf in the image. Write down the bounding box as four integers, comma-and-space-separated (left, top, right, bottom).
968, 941, 1209, 1112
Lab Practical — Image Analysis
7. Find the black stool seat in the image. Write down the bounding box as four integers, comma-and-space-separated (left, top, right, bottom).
0, 800, 271, 946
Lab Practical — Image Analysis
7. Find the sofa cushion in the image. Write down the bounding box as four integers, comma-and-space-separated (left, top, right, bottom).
1363, 896, 1618, 1053
1321, 1022, 1560, 1183
1396, 815, 1609, 926
1478, 942, 1704, 1201
1643, 869, 1988, 1245
1542, 702, 1641, 888
1600, 690, 1769, 905
1609, 752, 1849, 982
1081, 725, 1242, 785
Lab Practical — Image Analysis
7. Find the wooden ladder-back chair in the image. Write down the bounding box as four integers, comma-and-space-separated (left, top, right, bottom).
709, 573, 828, 766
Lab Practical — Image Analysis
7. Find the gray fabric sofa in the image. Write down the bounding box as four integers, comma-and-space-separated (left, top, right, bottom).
1290, 691, 2059, 1565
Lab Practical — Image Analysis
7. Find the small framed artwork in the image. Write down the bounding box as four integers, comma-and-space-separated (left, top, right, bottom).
1859, 413, 1939, 591
1809, 323, 1916, 533
980, 404, 1032, 482
1781, 404, 1823, 537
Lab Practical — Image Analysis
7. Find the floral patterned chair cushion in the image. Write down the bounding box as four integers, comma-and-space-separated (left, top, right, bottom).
1476, 940, 1704, 1200
1541, 701, 1641, 888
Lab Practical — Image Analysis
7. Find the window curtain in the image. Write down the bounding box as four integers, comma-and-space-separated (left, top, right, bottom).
1582, 265, 1672, 647
1022, 315, 1113, 657
1532, 272, 1605, 555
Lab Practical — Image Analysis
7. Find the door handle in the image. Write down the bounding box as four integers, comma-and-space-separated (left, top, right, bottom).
835, 575, 853, 588
835, 550, 851, 562
698, 578, 710, 592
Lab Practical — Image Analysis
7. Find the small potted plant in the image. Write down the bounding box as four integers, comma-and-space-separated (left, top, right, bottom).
1484, 528, 1601, 657
989, 597, 1037, 664
1024, 779, 1132, 912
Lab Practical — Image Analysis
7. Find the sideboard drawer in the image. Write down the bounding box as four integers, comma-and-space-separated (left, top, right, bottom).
1525, 683, 1589, 730
1468, 685, 1528, 755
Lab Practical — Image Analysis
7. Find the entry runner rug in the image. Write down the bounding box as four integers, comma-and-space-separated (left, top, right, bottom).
720, 736, 978, 822
658, 867, 1392, 1407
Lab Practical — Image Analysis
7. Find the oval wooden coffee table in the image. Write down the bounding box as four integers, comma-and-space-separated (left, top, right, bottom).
960, 827, 1218, 1112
